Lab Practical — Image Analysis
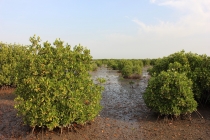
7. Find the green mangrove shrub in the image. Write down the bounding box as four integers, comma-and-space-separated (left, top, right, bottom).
15, 35, 104, 130
149, 50, 210, 101
132, 64, 142, 75
91, 61, 98, 71
0, 42, 28, 87
143, 70, 197, 116
121, 62, 133, 78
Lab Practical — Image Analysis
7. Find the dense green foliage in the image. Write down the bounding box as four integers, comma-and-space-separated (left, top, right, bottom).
91, 62, 98, 71
144, 70, 197, 116
0, 42, 28, 88
142, 58, 151, 66
94, 59, 103, 67
0, 36, 104, 130
149, 51, 210, 101
121, 63, 133, 78
145, 50, 210, 116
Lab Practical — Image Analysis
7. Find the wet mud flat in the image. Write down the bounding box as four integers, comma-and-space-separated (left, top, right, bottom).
0, 67, 210, 140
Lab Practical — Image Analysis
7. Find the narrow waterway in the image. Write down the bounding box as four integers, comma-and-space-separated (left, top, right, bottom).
91, 67, 149, 122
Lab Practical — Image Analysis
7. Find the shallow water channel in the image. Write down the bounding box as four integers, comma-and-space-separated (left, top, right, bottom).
91, 67, 149, 122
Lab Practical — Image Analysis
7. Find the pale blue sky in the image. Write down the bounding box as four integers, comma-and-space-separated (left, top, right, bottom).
0, 0, 210, 58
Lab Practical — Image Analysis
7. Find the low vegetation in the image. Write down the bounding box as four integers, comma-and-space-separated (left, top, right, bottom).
145, 50, 210, 116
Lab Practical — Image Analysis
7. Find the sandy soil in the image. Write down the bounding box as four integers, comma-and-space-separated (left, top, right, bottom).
0, 67, 210, 140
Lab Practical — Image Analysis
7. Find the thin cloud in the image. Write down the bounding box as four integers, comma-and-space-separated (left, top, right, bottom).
99, 1, 210, 58
151, 0, 210, 14
106, 0, 210, 58
133, 0, 210, 37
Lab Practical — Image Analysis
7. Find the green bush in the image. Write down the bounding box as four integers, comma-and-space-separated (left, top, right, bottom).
149, 50, 210, 101
143, 70, 197, 116
0, 43, 27, 87
149, 51, 190, 76
191, 56, 210, 102
91, 61, 98, 71
95, 59, 103, 67
15, 35, 104, 130
132, 65, 142, 75
106, 59, 118, 70
121, 63, 133, 78
100, 59, 143, 79
142, 59, 151, 66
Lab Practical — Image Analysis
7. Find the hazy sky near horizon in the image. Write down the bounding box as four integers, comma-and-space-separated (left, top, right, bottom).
0, 0, 210, 59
